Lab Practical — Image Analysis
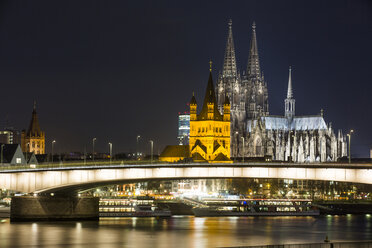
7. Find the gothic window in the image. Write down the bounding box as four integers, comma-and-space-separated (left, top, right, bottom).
254, 136, 262, 155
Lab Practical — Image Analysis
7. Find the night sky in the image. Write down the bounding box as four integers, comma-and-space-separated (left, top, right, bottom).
0, 0, 371, 157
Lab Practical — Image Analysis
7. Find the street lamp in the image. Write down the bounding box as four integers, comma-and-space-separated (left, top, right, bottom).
108, 142, 112, 164
92, 138, 97, 162
149, 140, 154, 164
235, 131, 239, 160
136, 135, 141, 159
83, 145, 87, 165
241, 136, 245, 163
51, 140, 56, 163
347, 130, 354, 164
0, 144, 4, 165
25, 142, 30, 165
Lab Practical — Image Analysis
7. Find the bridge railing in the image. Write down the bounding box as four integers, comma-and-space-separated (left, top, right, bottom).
0, 160, 167, 171
1, 160, 372, 172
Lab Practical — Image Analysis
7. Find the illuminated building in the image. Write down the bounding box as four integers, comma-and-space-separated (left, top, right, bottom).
0, 128, 21, 144
160, 67, 232, 163
178, 112, 190, 145
216, 20, 347, 162
159, 145, 189, 163
216, 20, 268, 157
21, 102, 45, 154
189, 68, 232, 163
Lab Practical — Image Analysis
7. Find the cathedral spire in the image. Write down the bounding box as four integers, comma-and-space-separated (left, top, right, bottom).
285, 67, 295, 120
287, 66, 293, 99
222, 19, 237, 78
247, 21, 261, 79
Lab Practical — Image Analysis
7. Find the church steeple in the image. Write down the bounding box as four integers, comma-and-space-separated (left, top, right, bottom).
222, 19, 237, 78
199, 69, 223, 121
27, 101, 42, 136
21, 101, 45, 155
285, 67, 295, 120
247, 22, 261, 80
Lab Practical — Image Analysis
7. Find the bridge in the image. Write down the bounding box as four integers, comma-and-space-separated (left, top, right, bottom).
3, 162, 372, 221
1, 162, 372, 194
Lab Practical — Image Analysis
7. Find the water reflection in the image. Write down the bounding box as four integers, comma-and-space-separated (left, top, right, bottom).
0, 215, 371, 248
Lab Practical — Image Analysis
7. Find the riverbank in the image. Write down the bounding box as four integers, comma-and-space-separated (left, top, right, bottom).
317, 202, 372, 215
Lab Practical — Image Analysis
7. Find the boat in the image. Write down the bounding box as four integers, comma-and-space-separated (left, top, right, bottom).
99, 197, 172, 217
192, 198, 319, 217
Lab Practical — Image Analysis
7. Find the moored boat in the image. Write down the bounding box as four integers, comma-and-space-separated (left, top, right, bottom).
192, 198, 319, 217
99, 197, 171, 217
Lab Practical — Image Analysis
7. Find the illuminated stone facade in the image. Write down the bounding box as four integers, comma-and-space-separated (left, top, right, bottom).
189, 71, 232, 163
216, 21, 268, 157
216, 20, 347, 162
21, 103, 45, 154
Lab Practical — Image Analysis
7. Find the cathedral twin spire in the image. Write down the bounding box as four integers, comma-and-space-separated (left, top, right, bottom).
222, 19, 238, 78
246, 22, 261, 80
222, 19, 261, 78
222, 20, 261, 80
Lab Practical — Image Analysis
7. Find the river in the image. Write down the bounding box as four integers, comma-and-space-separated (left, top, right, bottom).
0, 215, 371, 247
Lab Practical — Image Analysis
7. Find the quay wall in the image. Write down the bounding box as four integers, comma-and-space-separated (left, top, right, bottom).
10, 196, 99, 221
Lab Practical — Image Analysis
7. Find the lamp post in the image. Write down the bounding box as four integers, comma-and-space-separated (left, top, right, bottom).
241, 136, 245, 163
92, 138, 97, 162
149, 140, 154, 164
25, 142, 30, 165
51, 140, 56, 163
83, 145, 86, 165
136, 135, 141, 159
347, 130, 354, 164
1, 144, 4, 165
108, 142, 112, 164
235, 131, 239, 161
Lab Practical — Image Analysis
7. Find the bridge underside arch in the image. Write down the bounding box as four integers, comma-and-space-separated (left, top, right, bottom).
1, 166, 371, 194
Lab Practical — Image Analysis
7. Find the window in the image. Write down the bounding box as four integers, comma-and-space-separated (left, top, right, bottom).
16, 158, 22, 164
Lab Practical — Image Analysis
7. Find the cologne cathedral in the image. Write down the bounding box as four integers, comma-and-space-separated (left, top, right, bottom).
216, 20, 347, 162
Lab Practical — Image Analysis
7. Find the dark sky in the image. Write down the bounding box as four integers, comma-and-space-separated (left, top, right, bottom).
0, 0, 371, 157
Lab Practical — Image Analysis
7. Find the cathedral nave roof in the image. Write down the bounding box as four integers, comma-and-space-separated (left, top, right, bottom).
247, 115, 327, 132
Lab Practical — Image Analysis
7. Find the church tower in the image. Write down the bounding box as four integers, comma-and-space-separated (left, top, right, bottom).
217, 19, 239, 113
285, 67, 295, 121
244, 22, 269, 119
216, 20, 246, 158
21, 102, 45, 154
189, 64, 232, 163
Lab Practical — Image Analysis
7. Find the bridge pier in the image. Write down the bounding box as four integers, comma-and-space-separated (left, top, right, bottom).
10, 196, 99, 221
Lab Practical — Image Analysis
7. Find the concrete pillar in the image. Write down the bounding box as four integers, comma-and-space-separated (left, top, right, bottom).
11, 196, 99, 221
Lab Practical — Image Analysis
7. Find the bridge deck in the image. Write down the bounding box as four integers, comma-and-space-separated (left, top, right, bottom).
1, 163, 371, 194
1, 162, 372, 173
